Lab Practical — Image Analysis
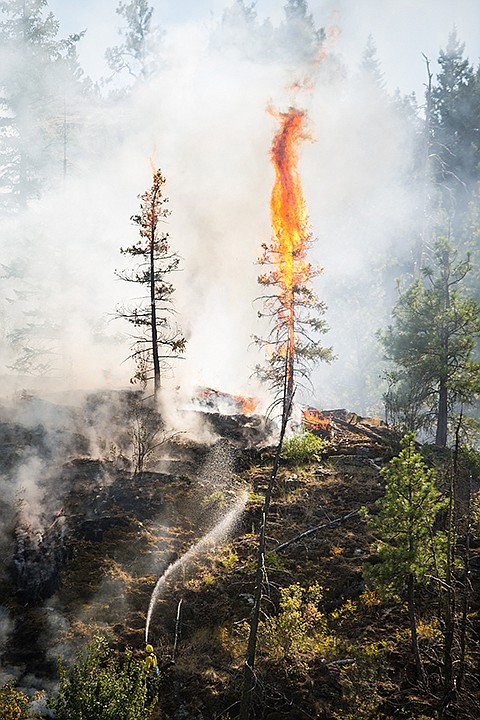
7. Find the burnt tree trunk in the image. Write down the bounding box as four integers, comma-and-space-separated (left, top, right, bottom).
238, 401, 291, 720
149, 188, 161, 400
441, 467, 455, 717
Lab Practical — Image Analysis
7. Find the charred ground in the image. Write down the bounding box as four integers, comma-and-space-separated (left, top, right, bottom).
0, 391, 479, 719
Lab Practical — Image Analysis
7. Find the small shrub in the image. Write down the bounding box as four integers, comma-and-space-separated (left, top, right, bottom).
281, 431, 329, 465
331, 599, 357, 625
332, 640, 389, 719
48, 635, 156, 720
0, 682, 30, 720
359, 587, 382, 608
259, 582, 331, 672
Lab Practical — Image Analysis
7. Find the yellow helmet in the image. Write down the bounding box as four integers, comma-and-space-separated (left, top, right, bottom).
145, 644, 154, 653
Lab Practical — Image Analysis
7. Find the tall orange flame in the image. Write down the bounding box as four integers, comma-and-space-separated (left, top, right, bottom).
261, 107, 318, 405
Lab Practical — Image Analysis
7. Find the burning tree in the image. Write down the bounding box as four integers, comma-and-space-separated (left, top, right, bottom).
116, 168, 186, 400
256, 107, 333, 421
239, 106, 333, 720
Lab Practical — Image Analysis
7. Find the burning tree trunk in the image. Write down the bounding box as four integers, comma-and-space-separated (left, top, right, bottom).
240, 105, 332, 720
255, 107, 333, 420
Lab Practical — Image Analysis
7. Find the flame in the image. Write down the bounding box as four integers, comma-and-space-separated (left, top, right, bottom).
195, 387, 257, 415
269, 108, 312, 286
262, 107, 318, 401
302, 406, 333, 435
232, 393, 258, 415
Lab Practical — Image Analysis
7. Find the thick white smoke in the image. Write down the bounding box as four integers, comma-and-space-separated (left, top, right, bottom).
1, 0, 479, 414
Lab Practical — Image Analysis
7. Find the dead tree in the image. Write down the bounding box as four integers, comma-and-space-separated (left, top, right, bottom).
115, 168, 186, 400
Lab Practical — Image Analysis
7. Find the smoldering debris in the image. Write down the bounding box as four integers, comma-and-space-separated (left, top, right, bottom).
0, 386, 271, 690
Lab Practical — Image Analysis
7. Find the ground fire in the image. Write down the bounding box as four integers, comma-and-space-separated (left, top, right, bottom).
302, 406, 334, 436
194, 386, 257, 415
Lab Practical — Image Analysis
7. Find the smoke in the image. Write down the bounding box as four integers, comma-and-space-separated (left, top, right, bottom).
1, 1, 480, 410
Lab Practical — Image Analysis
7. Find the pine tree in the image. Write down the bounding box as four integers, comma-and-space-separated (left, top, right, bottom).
116, 168, 186, 400
362, 432, 447, 685
278, 0, 325, 63
382, 237, 480, 446
430, 30, 480, 219
360, 34, 386, 91
0, 0, 85, 210
255, 108, 333, 421
105, 0, 163, 82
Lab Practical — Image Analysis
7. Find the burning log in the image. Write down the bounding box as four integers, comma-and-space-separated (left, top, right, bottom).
302, 407, 334, 437
194, 387, 257, 415
302, 406, 399, 458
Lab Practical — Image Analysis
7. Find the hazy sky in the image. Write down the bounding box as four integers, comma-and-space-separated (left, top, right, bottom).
48, 0, 480, 97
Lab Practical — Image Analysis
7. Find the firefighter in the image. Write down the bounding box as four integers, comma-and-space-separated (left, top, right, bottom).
144, 644, 159, 675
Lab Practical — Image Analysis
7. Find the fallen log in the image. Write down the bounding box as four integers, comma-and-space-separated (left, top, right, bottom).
332, 416, 391, 444
273, 509, 360, 553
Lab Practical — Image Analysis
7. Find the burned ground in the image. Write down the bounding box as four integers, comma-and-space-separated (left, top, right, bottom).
0, 393, 479, 718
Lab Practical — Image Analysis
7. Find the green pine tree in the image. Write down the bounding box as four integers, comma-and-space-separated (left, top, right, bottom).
361, 432, 447, 684
382, 237, 480, 446
431, 30, 480, 219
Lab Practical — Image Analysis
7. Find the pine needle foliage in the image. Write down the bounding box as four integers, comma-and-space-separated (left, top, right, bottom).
362, 432, 447, 598
382, 238, 480, 446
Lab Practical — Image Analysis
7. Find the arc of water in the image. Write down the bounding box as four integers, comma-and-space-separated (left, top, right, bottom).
145, 490, 247, 643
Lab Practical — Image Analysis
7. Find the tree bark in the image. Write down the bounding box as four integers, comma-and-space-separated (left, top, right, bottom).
441, 467, 455, 717
456, 413, 469, 696
436, 378, 448, 446
150, 214, 161, 400
408, 573, 426, 686
238, 401, 291, 720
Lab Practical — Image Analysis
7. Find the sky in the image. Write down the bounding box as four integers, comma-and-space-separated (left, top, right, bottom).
48, 0, 480, 98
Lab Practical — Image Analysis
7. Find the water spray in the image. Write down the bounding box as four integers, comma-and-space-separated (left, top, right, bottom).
145, 490, 248, 643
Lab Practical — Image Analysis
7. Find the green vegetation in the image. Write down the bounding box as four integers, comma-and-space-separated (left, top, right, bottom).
281, 430, 329, 464
259, 582, 329, 672
0, 682, 30, 720
362, 432, 448, 684
48, 636, 156, 720
382, 239, 480, 446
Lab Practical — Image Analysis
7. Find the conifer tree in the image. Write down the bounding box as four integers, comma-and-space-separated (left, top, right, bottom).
382, 238, 480, 446
280, 0, 325, 62
362, 432, 447, 685
105, 0, 163, 82
0, 0, 85, 210
255, 108, 333, 422
116, 168, 186, 401
430, 31, 480, 220
360, 34, 386, 90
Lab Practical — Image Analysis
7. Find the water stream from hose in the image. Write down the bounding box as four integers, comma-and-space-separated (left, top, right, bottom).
145, 489, 248, 643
